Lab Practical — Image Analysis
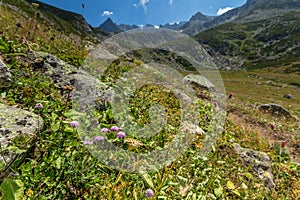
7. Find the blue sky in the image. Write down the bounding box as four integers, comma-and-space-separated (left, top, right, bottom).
39, 0, 247, 26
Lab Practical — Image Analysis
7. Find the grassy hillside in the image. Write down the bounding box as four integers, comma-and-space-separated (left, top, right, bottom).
195, 10, 300, 70
0, 0, 94, 67
1, 0, 96, 37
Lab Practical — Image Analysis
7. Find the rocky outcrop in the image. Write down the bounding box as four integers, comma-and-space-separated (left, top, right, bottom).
233, 143, 275, 190
28, 51, 77, 90
0, 103, 43, 164
183, 74, 215, 91
28, 51, 115, 110
0, 58, 12, 88
257, 103, 292, 118
182, 74, 215, 100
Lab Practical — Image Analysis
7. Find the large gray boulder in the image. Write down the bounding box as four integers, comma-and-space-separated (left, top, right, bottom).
0, 58, 12, 88
233, 143, 275, 190
0, 103, 43, 165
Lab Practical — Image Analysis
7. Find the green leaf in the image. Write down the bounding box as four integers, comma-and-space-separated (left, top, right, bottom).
51, 122, 60, 132
214, 186, 223, 198
56, 157, 62, 169
227, 180, 235, 190
0, 178, 24, 200
245, 172, 253, 180
233, 189, 241, 197
7, 146, 26, 154
140, 172, 154, 189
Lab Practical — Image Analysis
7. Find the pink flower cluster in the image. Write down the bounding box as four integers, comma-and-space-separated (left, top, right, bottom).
101, 125, 126, 139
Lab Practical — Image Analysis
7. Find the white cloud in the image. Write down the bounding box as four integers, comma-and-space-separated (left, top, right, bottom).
140, 0, 150, 11
133, 0, 150, 12
102, 11, 113, 16
217, 7, 233, 15
169, 0, 173, 5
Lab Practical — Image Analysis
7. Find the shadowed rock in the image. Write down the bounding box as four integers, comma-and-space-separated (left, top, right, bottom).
0, 58, 12, 88
257, 103, 292, 118
283, 94, 293, 99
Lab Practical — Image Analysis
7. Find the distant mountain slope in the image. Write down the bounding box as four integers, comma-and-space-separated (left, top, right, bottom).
184, 0, 300, 35
181, 12, 216, 35
98, 18, 141, 32
159, 21, 187, 31
195, 10, 300, 70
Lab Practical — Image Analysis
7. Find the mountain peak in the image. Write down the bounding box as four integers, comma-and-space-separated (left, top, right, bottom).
99, 18, 120, 32
190, 12, 210, 21
105, 17, 113, 23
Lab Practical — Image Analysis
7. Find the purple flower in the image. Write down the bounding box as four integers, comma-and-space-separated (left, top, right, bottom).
145, 189, 154, 198
35, 103, 43, 109
116, 131, 126, 139
110, 126, 119, 132
83, 140, 93, 145
101, 128, 109, 133
94, 136, 105, 141
70, 121, 79, 128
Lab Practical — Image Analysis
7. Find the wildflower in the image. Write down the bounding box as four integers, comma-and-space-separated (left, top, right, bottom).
229, 139, 234, 143
94, 136, 105, 141
101, 128, 109, 133
83, 140, 93, 145
145, 189, 154, 198
116, 131, 126, 139
281, 141, 286, 148
35, 103, 43, 109
228, 93, 233, 99
16, 22, 24, 28
110, 126, 119, 132
269, 122, 276, 130
70, 121, 79, 128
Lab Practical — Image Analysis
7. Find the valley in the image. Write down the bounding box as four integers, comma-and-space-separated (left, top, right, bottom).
0, 0, 299, 199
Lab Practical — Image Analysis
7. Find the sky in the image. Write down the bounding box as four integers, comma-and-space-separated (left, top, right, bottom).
39, 0, 247, 27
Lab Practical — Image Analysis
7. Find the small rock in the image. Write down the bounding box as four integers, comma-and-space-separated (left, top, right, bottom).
182, 74, 216, 100
0, 58, 13, 88
283, 94, 293, 99
182, 74, 215, 91
173, 89, 192, 104
233, 143, 275, 190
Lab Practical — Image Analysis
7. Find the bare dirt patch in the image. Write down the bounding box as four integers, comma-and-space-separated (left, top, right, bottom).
228, 109, 300, 164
